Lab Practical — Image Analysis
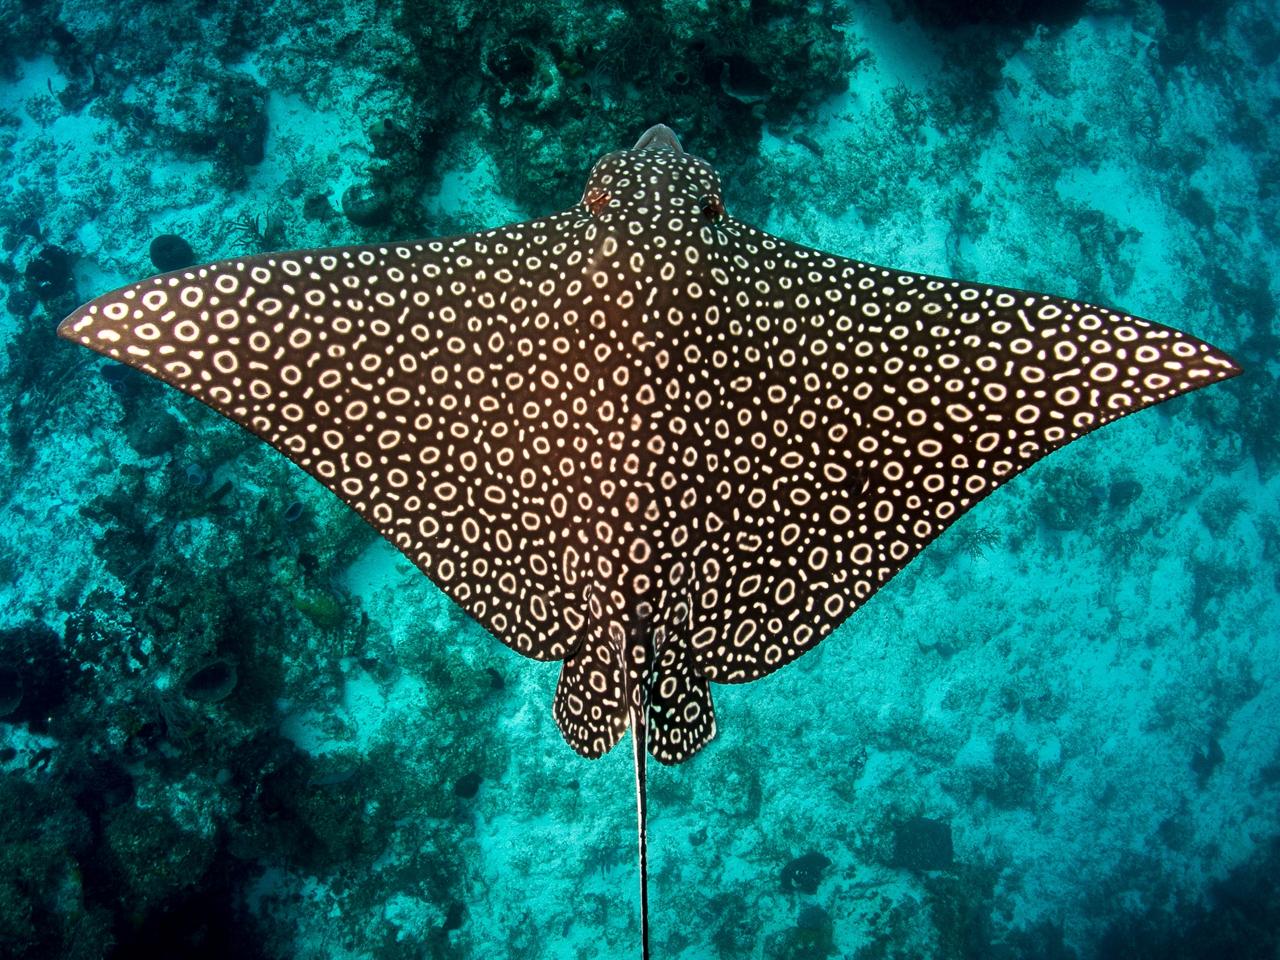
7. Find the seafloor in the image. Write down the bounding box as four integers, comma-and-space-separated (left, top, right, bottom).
0, 0, 1277, 958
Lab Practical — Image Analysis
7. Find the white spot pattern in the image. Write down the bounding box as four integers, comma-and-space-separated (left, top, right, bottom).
58, 143, 1240, 765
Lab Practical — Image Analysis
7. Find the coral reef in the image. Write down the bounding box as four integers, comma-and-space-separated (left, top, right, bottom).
395, 0, 855, 214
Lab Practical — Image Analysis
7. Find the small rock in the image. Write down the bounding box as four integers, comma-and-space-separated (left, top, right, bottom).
890, 816, 953, 871
781, 851, 831, 894
0, 666, 22, 717
303, 193, 335, 222
764, 903, 834, 959
342, 182, 392, 227
6, 287, 35, 316
149, 233, 195, 272
1109, 478, 1143, 508
25, 244, 74, 301
225, 93, 268, 165
486, 41, 538, 98
182, 659, 238, 703
181, 462, 208, 487
454, 771, 482, 799
796, 904, 830, 932
1192, 737, 1225, 788
123, 407, 183, 458
368, 118, 409, 160
443, 901, 465, 931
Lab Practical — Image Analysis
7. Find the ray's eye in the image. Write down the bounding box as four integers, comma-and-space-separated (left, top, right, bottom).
585, 187, 611, 216
699, 194, 724, 221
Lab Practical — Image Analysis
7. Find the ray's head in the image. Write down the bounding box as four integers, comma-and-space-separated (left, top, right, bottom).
580, 124, 727, 229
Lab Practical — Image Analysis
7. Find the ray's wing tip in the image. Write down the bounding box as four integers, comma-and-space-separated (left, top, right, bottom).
1177, 325, 1242, 385
1199, 339, 1243, 384
57, 294, 108, 344
58, 286, 140, 350
1215, 346, 1244, 380
56, 308, 82, 341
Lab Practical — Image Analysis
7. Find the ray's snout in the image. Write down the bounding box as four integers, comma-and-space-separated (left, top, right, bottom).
634, 124, 683, 154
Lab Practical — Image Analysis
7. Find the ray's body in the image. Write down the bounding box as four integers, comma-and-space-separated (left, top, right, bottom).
59, 125, 1239, 958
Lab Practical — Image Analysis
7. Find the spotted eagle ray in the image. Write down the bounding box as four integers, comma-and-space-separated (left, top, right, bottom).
59, 124, 1239, 956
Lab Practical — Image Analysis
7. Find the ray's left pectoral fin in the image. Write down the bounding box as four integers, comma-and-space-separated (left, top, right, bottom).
554, 614, 629, 760
978, 291, 1242, 438
685, 263, 1241, 689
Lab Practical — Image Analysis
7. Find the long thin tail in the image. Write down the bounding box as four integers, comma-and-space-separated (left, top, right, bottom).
631, 709, 651, 959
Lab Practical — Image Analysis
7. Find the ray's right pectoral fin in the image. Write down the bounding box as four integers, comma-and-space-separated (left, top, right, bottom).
646, 637, 717, 765
56, 246, 585, 666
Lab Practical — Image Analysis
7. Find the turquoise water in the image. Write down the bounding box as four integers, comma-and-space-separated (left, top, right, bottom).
1, 1, 1277, 958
